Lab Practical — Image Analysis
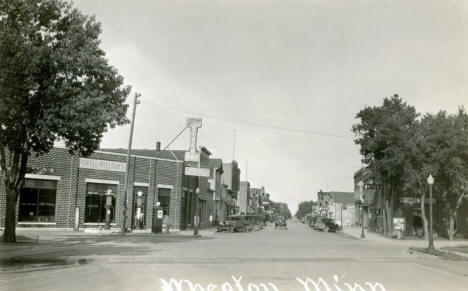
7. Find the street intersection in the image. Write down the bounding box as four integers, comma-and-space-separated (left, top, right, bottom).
1, 222, 468, 291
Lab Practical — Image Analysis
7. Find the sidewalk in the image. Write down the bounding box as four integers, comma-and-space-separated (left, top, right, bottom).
0, 228, 216, 243
0, 227, 218, 262
342, 226, 468, 249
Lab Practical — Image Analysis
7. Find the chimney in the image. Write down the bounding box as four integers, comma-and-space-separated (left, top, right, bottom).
156, 141, 161, 152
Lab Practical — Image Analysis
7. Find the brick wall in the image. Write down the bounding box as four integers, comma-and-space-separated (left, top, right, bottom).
0, 147, 184, 231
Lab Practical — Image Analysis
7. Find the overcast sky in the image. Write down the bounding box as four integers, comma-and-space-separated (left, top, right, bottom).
73, 0, 467, 213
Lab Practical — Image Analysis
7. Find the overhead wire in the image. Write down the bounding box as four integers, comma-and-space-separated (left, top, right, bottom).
142, 99, 353, 140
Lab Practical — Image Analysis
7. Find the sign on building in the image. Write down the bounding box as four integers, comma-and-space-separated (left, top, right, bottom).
365, 184, 380, 189
400, 197, 436, 204
79, 158, 126, 172
185, 167, 210, 177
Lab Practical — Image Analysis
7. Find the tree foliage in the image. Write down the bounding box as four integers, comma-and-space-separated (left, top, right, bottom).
270, 200, 292, 219
294, 200, 317, 219
0, 0, 131, 242
352, 94, 468, 238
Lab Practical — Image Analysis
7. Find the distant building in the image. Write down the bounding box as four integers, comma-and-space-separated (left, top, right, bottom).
208, 158, 223, 223
221, 161, 240, 217
250, 187, 265, 214
317, 190, 355, 226
238, 181, 250, 214
353, 167, 378, 230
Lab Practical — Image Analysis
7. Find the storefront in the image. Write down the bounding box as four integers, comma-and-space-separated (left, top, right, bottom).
84, 179, 118, 224
18, 175, 60, 224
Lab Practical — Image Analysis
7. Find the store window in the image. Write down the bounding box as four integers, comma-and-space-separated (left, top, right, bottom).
158, 188, 171, 215
85, 183, 117, 223
18, 179, 57, 222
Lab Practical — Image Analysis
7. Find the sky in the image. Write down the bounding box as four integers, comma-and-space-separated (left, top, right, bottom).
72, 0, 467, 214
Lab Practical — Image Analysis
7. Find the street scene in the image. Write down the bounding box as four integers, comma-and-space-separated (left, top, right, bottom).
1, 0, 468, 290
2, 222, 468, 290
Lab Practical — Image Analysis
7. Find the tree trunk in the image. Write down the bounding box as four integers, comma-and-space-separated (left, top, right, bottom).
381, 184, 388, 235
447, 213, 456, 241
420, 194, 429, 240
2, 187, 18, 242
385, 199, 393, 237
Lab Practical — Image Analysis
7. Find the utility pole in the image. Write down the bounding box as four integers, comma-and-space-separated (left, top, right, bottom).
233, 129, 236, 161
121, 92, 140, 235
246, 160, 248, 180
427, 174, 435, 250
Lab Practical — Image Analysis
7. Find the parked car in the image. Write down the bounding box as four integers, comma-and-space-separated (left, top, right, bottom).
218, 214, 264, 232
275, 216, 287, 229
312, 216, 325, 230
316, 218, 339, 232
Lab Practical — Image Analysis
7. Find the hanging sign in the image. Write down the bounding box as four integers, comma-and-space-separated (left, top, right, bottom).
400, 197, 436, 204
185, 167, 210, 177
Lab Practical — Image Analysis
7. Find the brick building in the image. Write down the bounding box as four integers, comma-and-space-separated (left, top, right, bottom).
0, 144, 219, 232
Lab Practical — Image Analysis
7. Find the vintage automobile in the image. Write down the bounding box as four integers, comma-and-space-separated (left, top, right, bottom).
274, 216, 287, 229
315, 218, 339, 232
218, 214, 263, 232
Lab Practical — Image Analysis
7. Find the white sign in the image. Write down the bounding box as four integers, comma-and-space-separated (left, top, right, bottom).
79, 158, 126, 172
185, 167, 210, 177
157, 210, 163, 219
393, 217, 406, 230
400, 197, 436, 204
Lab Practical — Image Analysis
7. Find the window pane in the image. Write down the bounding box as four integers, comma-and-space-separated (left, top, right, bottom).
24, 179, 57, 189
85, 183, 117, 223
18, 188, 39, 222
85, 194, 103, 222
37, 188, 56, 222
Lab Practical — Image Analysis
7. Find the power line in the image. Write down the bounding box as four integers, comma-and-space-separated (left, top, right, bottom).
142, 99, 353, 140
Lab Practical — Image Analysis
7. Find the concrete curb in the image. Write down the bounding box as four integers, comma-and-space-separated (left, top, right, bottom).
408, 247, 468, 261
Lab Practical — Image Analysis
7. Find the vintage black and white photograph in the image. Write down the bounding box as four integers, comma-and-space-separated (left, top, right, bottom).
1, 0, 468, 290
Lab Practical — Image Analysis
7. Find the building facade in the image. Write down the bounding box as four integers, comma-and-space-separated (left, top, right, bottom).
238, 181, 250, 214
208, 159, 224, 224
317, 190, 355, 226
221, 161, 240, 216
0, 144, 227, 232
0, 147, 185, 231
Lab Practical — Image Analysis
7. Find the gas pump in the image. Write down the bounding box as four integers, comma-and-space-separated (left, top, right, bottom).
105, 189, 113, 230
152, 202, 163, 233
135, 191, 144, 229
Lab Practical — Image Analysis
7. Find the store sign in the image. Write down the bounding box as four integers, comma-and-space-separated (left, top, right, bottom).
365, 184, 380, 189
400, 197, 436, 204
185, 167, 210, 177
79, 158, 126, 172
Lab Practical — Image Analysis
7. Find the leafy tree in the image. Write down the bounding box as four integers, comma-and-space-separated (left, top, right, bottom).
0, 0, 130, 242
352, 95, 418, 236
270, 200, 292, 219
400, 117, 434, 239
422, 109, 468, 239
295, 200, 317, 219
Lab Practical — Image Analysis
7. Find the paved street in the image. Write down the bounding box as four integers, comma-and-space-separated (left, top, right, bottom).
1, 222, 468, 291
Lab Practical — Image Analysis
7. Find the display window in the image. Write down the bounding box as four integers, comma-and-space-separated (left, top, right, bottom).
18, 179, 57, 222
85, 183, 117, 223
